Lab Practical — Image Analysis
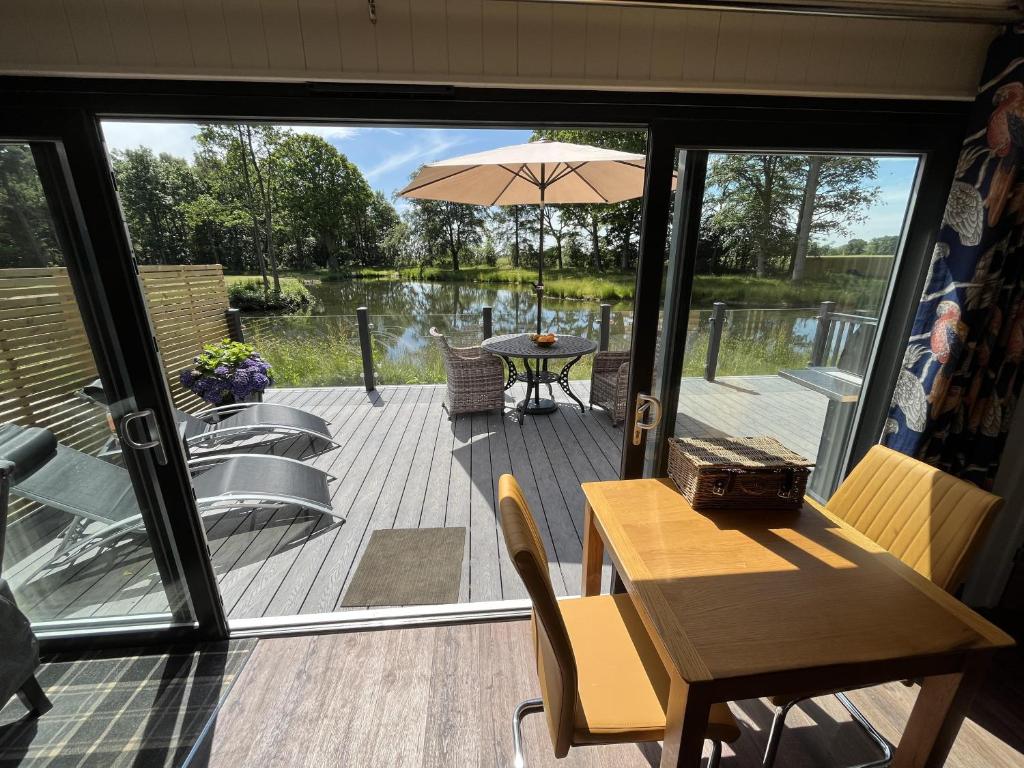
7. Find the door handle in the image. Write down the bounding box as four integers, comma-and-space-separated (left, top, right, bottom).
632, 394, 662, 446
119, 409, 168, 466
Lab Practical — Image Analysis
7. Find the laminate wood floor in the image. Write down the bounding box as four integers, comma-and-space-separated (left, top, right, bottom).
193, 620, 1024, 768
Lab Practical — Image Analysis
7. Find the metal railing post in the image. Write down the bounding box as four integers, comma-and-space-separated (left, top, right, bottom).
225, 307, 245, 342
482, 306, 493, 339
599, 303, 611, 351
811, 301, 836, 366
356, 306, 375, 392
704, 302, 726, 381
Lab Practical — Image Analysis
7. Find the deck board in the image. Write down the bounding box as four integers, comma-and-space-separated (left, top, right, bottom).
5, 375, 829, 623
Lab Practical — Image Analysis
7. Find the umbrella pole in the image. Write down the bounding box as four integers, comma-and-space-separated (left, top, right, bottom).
536, 189, 545, 335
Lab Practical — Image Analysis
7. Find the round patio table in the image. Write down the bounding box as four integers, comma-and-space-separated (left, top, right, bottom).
481, 333, 597, 416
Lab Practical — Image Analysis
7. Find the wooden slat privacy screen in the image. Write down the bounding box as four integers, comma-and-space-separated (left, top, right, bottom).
0, 264, 231, 527
137, 264, 233, 411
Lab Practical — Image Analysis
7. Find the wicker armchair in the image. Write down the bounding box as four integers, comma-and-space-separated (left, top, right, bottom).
590, 350, 630, 425
430, 328, 506, 420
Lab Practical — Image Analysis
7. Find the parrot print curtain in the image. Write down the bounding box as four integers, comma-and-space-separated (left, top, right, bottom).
884, 30, 1024, 488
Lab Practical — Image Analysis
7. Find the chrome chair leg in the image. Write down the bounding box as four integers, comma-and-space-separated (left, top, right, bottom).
512, 697, 544, 768
762, 699, 797, 768
762, 693, 893, 768
835, 691, 894, 768
708, 739, 723, 768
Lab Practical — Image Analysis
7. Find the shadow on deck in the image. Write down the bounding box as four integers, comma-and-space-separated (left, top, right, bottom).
3, 376, 827, 624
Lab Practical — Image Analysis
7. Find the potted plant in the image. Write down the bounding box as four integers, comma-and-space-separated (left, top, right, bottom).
180, 339, 273, 406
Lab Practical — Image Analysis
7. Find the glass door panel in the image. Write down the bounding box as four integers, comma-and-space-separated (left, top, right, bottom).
0, 142, 194, 631
653, 149, 921, 500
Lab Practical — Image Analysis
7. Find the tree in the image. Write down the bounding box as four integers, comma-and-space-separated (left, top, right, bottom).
846, 238, 868, 254
273, 133, 384, 270
195, 124, 287, 292
868, 235, 899, 254
705, 153, 804, 277
542, 206, 569, 270
0, 144, 61, 267
488, 205, 525, 267
408, 198, 483, 270
791, 156, 879, 280
110, 148, 202, 265
531, 128, 647, 272
791, 156, 822, 282
704, 153, 880, 278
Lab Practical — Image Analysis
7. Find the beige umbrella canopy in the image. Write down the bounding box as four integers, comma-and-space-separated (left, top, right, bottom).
399, 139, 649, 333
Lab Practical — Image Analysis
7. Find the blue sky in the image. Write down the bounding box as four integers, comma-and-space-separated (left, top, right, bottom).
100, 121, 917, 244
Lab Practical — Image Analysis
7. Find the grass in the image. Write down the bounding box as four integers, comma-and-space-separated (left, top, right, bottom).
248, 315, 809, 388
246, 319, 446, 387
682, 327, 809, 377
234, 265, 887, 311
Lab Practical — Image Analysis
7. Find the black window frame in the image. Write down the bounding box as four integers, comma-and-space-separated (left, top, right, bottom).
0, 76, 966, 645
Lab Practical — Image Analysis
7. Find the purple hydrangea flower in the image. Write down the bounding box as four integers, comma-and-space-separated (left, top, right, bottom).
214, 365, 230, 376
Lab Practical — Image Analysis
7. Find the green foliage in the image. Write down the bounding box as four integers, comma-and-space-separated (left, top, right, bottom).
104, 124, 401, 277
193, 339, 263, 373
532, 128, 648, 272
821, 235, 899, 256
316, 264, 885, 309
248, 314, 811, 389
682, 325, 810, 378
0, 144, 63, 267
703, 153, 880, 279
406, 198, 485, 271
112, 147, 203, 264
226, 277, 318, 312
245, 321, 448, 387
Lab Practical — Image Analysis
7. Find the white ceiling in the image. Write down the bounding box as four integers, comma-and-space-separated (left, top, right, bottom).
0, 0, 1003, 100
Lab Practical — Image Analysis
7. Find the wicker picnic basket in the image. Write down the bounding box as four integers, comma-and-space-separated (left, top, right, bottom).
667, 436, 813, 511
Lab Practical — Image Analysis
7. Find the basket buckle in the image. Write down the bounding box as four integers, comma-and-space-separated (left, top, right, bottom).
712, 479, 728, 496
777, 469, 795, 498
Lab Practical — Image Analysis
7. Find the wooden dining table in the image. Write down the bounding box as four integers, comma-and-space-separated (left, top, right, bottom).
580, 478, 1015, 768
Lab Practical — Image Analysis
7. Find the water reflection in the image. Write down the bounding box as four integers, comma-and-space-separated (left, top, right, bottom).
241, 279, 823, 387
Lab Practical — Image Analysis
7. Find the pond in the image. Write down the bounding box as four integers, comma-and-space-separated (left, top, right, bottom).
240, 279, 825, 388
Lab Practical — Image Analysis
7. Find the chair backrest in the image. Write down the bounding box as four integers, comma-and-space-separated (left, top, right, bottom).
827, 444, 1002, 592
0, 423, 136, 526
429, 327, 452, 358
497, 474, 577, 757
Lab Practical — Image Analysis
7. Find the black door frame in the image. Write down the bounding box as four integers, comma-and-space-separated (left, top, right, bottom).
0, 77, 965, 643
0, 112, 230, 648
621, 117, 961, 478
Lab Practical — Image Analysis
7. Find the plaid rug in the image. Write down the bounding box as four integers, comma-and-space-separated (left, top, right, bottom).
0, 639, 256, 767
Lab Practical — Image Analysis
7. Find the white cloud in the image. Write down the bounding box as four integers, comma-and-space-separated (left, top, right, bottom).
100, 121, 363, 161
364, 131, 464, 180
280, 124, 362, 142
101, 121, 200, 159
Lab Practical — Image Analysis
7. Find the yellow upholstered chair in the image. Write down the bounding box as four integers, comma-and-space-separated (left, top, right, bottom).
498, 474, 741, 768
761, 444, 1003, 768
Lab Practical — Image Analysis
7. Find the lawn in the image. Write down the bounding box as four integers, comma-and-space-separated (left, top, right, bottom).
246, 314, 811, 388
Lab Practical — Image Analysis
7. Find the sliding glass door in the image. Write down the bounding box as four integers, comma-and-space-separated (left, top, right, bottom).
622, 127, 957, 500
0, 131, 226, 641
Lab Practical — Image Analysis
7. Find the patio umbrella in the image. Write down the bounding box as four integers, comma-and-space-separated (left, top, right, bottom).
399, 139, 649, 334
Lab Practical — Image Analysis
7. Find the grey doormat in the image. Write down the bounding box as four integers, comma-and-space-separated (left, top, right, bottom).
0, 639, 256, 768
341, 527, 465, 607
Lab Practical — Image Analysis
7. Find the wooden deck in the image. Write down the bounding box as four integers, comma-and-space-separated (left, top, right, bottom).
4, 376, 828, 623
676, 374, 828, 462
